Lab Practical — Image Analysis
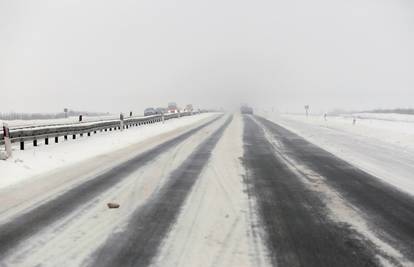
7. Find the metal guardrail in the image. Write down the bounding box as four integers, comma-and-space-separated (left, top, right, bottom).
1, 112, 194, 149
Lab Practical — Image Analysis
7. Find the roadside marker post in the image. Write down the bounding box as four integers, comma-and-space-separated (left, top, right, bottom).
304, 105, 310, 117
3, 123, 12, 158
120, 113, 124, 131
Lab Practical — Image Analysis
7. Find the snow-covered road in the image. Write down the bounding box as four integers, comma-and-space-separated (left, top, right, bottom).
0, 113, 217, 189
0, 113, 413, 267
261, 112, 414, 195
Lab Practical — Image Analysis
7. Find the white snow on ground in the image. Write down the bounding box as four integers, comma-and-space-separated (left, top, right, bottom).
255, 117, 410, 266
1, 116, 227, 267
0, 113, 217, 190
260, 112, 414, 195
153, 114, 270, 267
353, 113, 414, 124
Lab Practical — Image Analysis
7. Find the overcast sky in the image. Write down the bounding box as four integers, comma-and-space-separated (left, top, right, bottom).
1, 0, 413, 114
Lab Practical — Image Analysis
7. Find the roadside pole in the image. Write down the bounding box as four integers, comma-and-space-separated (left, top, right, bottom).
120, 113, 124, 131
304, 105, 310, 117
3, 123, 12, 158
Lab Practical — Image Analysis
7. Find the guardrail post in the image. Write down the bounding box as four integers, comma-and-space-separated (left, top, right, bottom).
73, 134, 76, 139
120, 113, 124, 131
80, 133, 83, 137
33, 139, 37, 146
64, 135, 68, 140
88, 132, 91, 136
45, 137, 49, 145
3, 123, 12, 156
55, 136, 58, 143
20, 141, 24, 150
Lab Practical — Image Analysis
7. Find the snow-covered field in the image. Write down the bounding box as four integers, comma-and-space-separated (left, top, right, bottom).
0, 113, 217, 190
260, 112, 414, 195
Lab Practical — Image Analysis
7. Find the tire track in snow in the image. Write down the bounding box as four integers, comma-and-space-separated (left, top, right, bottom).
3, 119, 225, 267
242, 115, 380, 266
150, 114, 269, 267
0, 115, 222, 258
256, 116, 414, 263
90, 115, 233, 267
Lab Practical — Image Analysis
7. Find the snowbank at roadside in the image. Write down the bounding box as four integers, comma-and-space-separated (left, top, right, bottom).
260, 112, 414, 195
0, 113, 217, 190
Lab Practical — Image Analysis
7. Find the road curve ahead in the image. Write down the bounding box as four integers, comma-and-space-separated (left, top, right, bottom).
242, 115, 414, 267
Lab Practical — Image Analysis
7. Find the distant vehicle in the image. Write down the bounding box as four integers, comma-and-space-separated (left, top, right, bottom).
155, 107, 167, 114
241, 105, 254, 114
144, 108, 157, 116
168, 102, 178, 114
184, 104, 193, 112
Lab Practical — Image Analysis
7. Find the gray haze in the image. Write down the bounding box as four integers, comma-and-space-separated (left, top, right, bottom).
1, 0, 413, 114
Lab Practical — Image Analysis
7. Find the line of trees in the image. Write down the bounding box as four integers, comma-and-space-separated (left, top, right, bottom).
327, 108, 414, 116
0, 110, 110, 121
362, 108, 414, 115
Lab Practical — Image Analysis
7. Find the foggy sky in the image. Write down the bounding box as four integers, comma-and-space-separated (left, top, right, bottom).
1, 0, 413, 114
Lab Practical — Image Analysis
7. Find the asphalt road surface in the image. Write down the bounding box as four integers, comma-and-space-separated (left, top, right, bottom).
0, 114, 223, 258
243, 115, 414, 266
0, 113, 413, 267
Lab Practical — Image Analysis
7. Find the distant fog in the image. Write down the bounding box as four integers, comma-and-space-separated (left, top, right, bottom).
1, 0, 413, 114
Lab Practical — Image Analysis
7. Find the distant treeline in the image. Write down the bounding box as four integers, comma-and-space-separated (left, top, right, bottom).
0, 110, 110, 120
328, 108, 414, 116
362, 108, 414, 115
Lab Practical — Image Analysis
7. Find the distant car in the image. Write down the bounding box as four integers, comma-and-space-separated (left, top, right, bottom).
168, 102, 178, 114
155, 107, 167, 114
144, 108, 157, 116
241, 105, 254, 114
184, 104, 193, 113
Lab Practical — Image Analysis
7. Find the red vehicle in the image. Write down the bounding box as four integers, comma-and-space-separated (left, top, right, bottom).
168, 102, 179, 113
